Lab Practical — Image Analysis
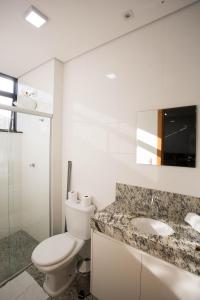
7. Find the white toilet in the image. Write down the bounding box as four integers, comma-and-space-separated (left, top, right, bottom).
31, 200, 95, 297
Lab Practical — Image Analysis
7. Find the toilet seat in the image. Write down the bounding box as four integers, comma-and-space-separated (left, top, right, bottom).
32, 233, 76, 266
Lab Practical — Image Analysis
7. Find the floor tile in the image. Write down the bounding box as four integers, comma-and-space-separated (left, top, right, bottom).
0, 271, 48, 300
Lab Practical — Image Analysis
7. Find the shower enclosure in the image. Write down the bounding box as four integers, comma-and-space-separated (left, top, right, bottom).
0, 104, 51, 286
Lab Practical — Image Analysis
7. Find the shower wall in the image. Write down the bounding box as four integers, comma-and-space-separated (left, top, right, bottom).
18, 58, 64, 234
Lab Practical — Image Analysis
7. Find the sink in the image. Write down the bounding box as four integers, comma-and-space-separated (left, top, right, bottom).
131, 217, 175, 237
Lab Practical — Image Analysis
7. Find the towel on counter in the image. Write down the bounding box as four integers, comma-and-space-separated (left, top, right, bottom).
185, 213, 200, 233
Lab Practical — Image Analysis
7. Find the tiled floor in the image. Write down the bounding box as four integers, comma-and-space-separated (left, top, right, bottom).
0, 271, 48, 300
27, 265, 95, 300
0, 230, 38, 284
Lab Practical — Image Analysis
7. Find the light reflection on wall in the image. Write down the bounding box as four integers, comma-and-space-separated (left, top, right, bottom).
136, 110, 159, 165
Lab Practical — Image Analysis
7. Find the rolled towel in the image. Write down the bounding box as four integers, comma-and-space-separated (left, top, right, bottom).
185, 213, 200, 233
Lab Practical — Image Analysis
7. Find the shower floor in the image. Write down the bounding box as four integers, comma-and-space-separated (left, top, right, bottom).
0, 230, 38, 284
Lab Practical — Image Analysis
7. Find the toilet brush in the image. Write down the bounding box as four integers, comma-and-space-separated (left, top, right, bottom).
65, 161, 72, 232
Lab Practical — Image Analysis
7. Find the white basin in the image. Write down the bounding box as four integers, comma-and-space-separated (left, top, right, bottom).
131, 217, 175, 237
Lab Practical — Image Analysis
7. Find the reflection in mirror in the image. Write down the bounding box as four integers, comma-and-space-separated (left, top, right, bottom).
136, 105, 196, 167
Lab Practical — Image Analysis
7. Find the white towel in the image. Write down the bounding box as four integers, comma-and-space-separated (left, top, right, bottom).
185, 213, 200, 233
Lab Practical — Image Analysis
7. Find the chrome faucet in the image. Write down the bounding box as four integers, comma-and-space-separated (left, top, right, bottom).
150, 193, 159, 215
151, 194, 159, 203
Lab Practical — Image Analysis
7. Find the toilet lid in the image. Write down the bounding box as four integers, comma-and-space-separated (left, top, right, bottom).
32, 234, 76, 266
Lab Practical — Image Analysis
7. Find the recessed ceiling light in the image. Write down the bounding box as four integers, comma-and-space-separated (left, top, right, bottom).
25, 6, 48, 28
106, 73, 117, 80
123, 9, 134, 21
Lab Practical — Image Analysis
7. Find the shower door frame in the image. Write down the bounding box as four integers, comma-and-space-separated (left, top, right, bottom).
0, 103, 52, 287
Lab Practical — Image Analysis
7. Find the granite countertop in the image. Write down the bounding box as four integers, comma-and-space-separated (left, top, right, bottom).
90, 199, 200, 276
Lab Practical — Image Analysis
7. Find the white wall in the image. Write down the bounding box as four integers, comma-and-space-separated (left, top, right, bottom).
18, 58, 64, 237
62, 2, 200, 211
136, 110, 158, 165
18, 60, 54, 114
15, 60, 55, 241
51, 60, 64, 235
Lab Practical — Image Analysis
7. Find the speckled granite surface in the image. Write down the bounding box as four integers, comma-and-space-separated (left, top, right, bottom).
90, 183, 200, 276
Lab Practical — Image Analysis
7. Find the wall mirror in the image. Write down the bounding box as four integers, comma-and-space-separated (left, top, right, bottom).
136, 105, 197, 167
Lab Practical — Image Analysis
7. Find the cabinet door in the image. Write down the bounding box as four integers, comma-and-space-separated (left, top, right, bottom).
141, 251, 200, 300
91, 231, 141, 300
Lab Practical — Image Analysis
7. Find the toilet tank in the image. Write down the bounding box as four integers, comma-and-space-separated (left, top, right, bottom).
65, 200, 95, 240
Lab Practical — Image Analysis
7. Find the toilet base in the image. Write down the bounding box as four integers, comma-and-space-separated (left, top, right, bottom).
43, 259, 76, 297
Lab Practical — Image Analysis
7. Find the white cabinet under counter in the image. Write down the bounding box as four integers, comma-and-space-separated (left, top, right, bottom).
140, 250, 200, 300
91, 231, 200, 300
91, 231, 141, 300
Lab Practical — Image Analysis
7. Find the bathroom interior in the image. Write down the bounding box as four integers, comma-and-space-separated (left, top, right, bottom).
0, 1, 200, 300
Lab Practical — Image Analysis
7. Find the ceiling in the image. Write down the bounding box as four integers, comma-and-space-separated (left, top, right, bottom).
0, 0, 198, 77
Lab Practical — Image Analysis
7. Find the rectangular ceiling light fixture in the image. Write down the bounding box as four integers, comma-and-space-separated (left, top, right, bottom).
106, 73, 117, 80
25, 6, 48, 28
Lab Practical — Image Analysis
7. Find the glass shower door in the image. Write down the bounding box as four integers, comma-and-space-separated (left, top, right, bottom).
0, 108, 10, 283
0, 107, 51, 285
8, 111, 51, 278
